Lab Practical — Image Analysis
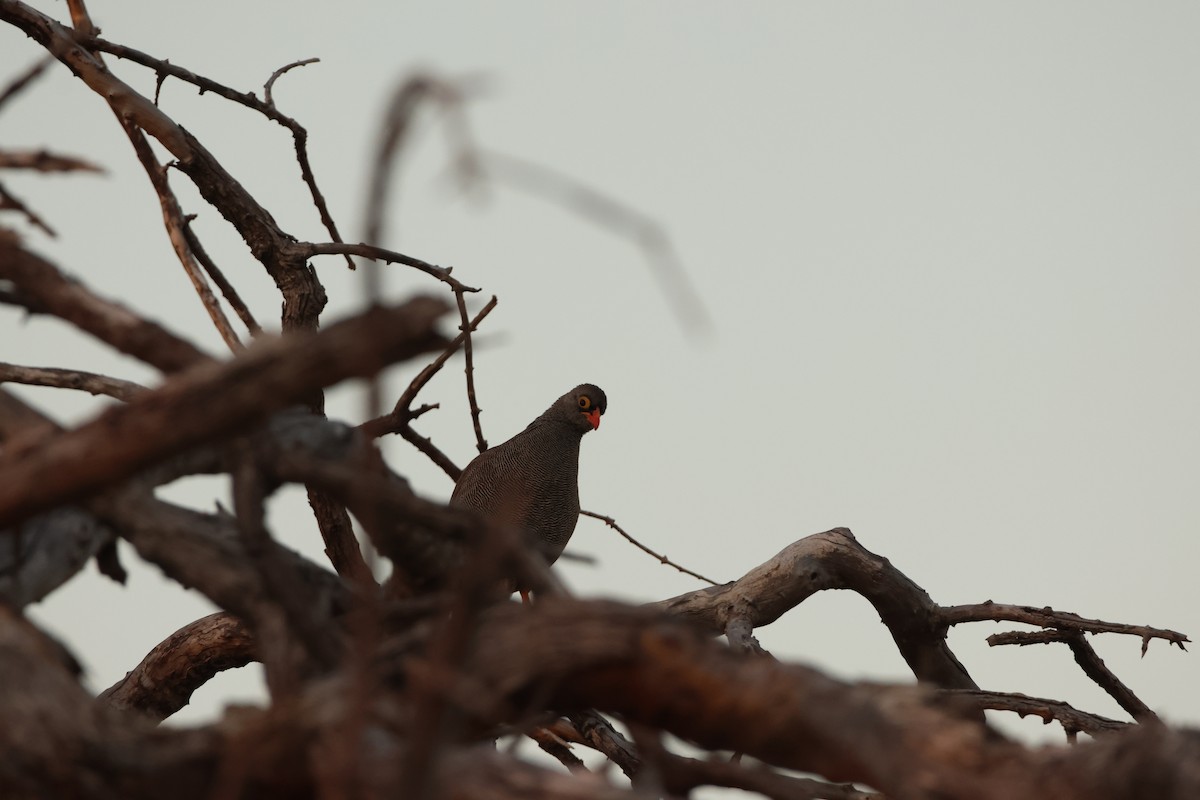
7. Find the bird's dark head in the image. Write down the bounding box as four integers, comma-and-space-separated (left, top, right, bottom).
557, 383, 607, 432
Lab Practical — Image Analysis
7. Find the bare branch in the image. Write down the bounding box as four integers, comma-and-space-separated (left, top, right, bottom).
479, 149, 713, 338
561, 711, 640, 778
0, 149, 104, 172
580, 509, 719, 586
945, 602, 1189, 651
0, 507, 114, 608
64, 0, 98, 39
654, 528, 979, 690
271, 449, 564, 602
363, 74, 464, 254
945, 689, 1128, 738
989, 630, 1160, 724
0, 361, 145, 401
653, 742, 881, 800
0, 54, 52, 112
398, 423, 462, 481
302, 240, 476, 293
0, 233, 209, 372
99, 612, 255, 722
263, 57, 319, 108
454, 288, 487, 453
181, 215, 263, 336
92, 489, 350, 655
0, 296, 450, 529
232, 444, 342, 689
0, 181, 55, 235
122, 121, 244, 352
446, 600, 1195, 800
362, 295, 497, 441
362, 295, 499, 478
0, 5, 336, 337
86, 36, 352, 268
527, 727, 588, 773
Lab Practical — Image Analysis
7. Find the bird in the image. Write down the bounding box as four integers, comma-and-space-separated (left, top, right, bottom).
450, 383, 606, 600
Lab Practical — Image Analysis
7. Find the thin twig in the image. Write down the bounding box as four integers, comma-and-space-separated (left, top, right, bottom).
479, 150, 713, 338
65, 0, 99, 39
561, 711, 641, 778
0, 55, 53, 113
0, 150, 104, 172
181, 215, 262, 336
363, 75, 464, 258
944, 602, 1190, 652
263, 57, 319, 108
1063, 631, 1161, 724
989, 630, 1160, 724
0, 181, 55, 236
0, 362, 146, 402
944, 688, 1128, 738
231, 444, 342, 691
358, 74, 475, 457
580, 510, 719, 586
398, 296, 497, 417
88, 37, 353, 270
528, 727, 588, 773
122, 120, 243, 352
454, 289, 486, 454
302, 241, 475, 293
360, 295, 497, 442
398, 424, 461, 481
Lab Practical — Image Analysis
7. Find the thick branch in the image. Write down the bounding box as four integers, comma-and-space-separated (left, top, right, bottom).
0, 233, 208, 372
99, 612, 254, 722
653, 528, 979, 690
0, 296, 449, 528
453, 601, 1196, 800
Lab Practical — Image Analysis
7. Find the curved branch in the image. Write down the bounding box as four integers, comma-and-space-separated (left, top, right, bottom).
302, 241, 476, 294
99, 612, 255, 722
653, 528, 979, 690
263, 58, 319, 108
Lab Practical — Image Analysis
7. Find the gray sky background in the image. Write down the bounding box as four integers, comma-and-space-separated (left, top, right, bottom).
2, 0, 1197, 751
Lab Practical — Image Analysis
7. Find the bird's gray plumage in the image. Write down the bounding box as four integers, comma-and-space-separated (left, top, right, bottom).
450, 384, 606, 569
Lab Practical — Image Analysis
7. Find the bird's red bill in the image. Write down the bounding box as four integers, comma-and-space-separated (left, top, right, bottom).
586, 409, 601, 430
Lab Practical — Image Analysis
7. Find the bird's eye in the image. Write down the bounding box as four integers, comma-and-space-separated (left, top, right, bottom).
577, 396, 592, 411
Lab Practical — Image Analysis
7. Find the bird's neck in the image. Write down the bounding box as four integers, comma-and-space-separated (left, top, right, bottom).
523, 417, 585, 442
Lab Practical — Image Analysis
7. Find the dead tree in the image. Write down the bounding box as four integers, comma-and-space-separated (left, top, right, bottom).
0, 3, 1194, 798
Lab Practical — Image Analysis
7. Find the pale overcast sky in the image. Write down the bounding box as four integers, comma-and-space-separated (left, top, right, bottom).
2, 1, 1198, 748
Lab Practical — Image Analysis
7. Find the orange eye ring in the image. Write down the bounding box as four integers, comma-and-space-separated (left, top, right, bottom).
577, 395, 592, 411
